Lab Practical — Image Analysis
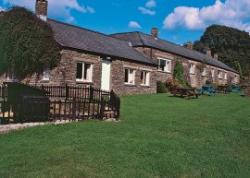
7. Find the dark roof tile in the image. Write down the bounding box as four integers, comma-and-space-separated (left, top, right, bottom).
48, 19, 156, 66
111, 32, 238, 73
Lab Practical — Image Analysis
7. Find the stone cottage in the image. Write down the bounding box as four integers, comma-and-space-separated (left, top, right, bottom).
0, 0, 240, 95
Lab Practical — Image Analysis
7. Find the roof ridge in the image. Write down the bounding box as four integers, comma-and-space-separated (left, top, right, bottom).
48, 18, 135, 46
137, 32, 237, 72
111, 31, 141, 36
136, 32, 146, 46
113, 31, 237, 73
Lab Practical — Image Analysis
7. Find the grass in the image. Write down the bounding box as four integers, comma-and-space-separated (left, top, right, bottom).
0, 93, 250, 178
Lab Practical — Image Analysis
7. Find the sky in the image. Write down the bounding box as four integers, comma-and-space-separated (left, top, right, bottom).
0, 0, 250, 44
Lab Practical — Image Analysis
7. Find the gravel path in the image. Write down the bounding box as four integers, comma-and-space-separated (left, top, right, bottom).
0, 118, 118, 134
0, 120, 75, 134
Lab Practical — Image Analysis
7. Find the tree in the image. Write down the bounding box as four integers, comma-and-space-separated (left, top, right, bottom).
194, 25, 250, 77
173, 61, 189, 87
0, 7, 60, 79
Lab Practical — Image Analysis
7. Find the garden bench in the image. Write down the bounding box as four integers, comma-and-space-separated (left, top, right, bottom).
170, 87, 199, 99
216, 85, 228, 94
197, 85, 216, 96
231, 85, 241, 93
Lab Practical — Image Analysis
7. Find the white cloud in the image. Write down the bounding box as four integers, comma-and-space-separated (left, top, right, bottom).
146, 0, 156, 8
3, 0, 95, 22
128, 21, 141, 29
163, 0, 250, 32
0, 6, 5, 11
138, 7, 156, 16
139, 0, 157, 16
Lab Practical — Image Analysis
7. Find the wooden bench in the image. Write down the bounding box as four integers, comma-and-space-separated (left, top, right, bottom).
170, 87, 199, 99
216, 85, 228, 94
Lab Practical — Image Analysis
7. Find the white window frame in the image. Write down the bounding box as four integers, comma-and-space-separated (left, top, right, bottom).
124, 68, 136, 85
224, 72, 228, 80
218, 70, 223, 79
140, 71, 150, 86
234, 75, 238, 83
6, 73, 15, 81
189, 63, 196, 74
76, 62, 93, 83
211, 69, 215, 79
42, 68, 50, 81
202, 68, 207, 76
158, 58, 172, 73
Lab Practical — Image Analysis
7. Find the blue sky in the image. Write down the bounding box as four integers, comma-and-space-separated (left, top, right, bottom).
1, 0, 250, 44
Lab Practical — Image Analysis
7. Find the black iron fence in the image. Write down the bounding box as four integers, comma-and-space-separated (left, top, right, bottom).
0, 83, 120, 124
0, 84, 7, 99
35, 85, 111, 100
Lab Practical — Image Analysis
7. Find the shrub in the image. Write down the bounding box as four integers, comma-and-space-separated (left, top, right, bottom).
157, 81, 167, 93
205, 80, 212, 85
0, 7, 60, 79
173, 61, 190, 88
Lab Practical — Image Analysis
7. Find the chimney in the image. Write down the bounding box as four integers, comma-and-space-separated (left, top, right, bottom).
184, 42, 193, 50
204, 47, 212, 57
35, 0, 48, 21
213, 53, 219, 60
151, 27, 158, 39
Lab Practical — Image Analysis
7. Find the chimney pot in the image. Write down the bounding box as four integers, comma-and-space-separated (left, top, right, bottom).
213, 53, 219, 60
204, 47, 212, 57
151, 27, 158, 39
35, 0, 48, 21
184, 42, 193, 50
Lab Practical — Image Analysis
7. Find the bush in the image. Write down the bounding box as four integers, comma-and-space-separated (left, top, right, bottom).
205, 80, 212, 85
0, 7, 60, 79
173, 61, 190, 88
157, 81, 167, 93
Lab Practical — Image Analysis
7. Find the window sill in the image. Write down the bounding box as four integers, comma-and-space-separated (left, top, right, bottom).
124, 83, 136, 87
157, 70, 171, 74
76, 80, 93, 84
140, 84, 150, 87
40, 79, 50, 83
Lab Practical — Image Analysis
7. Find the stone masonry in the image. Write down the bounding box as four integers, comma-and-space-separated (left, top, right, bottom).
135, 46, 240, 88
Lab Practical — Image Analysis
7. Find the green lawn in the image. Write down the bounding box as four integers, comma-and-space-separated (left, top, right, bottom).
0, 94, 250, 178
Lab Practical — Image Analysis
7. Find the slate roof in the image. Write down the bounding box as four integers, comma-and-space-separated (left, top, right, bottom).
111, 32, 238, 73
47, 19, 156, 66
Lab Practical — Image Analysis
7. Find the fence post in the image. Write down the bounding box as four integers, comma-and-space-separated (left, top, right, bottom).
90, 86, 94, 101
100, 97, 105, 120
66, 84, 69, 100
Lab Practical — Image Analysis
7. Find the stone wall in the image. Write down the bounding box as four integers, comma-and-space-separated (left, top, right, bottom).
0, 49, 102, 87
0, 47, 240, 95
111, 59, 157, 95
0, 49, 157, 95
135, 46, 240, 88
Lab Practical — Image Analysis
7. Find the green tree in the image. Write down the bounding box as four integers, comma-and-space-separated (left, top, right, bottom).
0, 7, 60, 79
194, 25, 250, 77
173, 61, 189, 87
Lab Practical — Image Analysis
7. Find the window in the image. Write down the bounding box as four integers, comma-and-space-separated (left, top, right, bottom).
42, 68, 50, 81
140, 71, 150, 86
202, 68, 207, 76
189, 63, 196, 74
124, 68, 135, 85
234, 75, 238, 83
76, 62, 93, 82
6, 73, 16, 81
224, 72, 228, 80
218, 71, 223, 79
158, 58, 171, 72
211, 69, 215, 79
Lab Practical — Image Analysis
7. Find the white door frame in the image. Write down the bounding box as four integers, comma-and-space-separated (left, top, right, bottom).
101, 60, 112, 91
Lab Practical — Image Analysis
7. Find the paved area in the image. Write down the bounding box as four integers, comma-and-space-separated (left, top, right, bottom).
0, 119, 118, 134
0, 120, 76, 134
